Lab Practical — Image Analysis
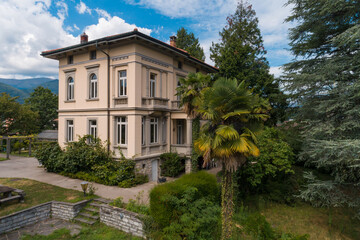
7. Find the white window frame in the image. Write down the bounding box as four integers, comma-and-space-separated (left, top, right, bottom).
177, 120, 183, 144
150, 118, 158, 144
116, 117, 127, 145
89, 120, 97, 140
66, 120, 74, 142
142, 117, 145, 145
118, 70, 127, 96
67, 77, 74, 100
150, 73, 156, 98
89, 74, 98, 99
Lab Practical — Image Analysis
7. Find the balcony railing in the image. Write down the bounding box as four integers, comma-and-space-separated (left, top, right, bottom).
171, 100, 181, 109
114, 97, 128, 106
142, 97, 168, 108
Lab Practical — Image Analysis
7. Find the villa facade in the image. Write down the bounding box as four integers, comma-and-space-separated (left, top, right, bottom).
41, 30, 218, 181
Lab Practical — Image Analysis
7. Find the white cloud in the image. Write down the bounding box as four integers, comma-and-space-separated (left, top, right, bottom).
84, 16, 151, 40
94, 8, 111, 20
269, 66, 283, 78
55, 1, 68, 20
76, 0, 91, 14
0, 0, 151, 78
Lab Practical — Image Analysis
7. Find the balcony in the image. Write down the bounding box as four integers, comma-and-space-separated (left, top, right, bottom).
114, 97, 128, 107
142, 97, 168, 108
171, 100, 181, 110
171, 144, 192, 156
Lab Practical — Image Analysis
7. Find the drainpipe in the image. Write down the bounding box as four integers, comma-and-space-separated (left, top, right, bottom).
96, 41, 111, 153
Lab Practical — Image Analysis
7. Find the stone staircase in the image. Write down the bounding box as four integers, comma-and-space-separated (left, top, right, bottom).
74, 198, 111, 225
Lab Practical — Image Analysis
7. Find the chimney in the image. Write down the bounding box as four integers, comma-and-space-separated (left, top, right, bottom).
80, 32, 88, 44
170, 36, 177, 47
134, 28, 138, 32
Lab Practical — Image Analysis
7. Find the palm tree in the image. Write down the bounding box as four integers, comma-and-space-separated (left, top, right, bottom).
194, 78, 269, 239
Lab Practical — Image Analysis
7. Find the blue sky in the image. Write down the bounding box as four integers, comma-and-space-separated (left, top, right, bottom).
0, 0, 294, 79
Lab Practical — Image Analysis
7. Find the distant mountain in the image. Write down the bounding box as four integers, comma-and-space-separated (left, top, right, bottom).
0, 82, 29, 103
0, 77, 58, 103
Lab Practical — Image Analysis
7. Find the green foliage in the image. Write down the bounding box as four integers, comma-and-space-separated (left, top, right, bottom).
126, 199, 149, 215
110, 196, 125, 208
176, 27, 205, 61
282, 0, 360, 213
0, 93, 39, 135
210, 1, 287, 125
161, 187, 221, 240
25, 86, 58, 131
34, 136, 148, 187
236, 127, 294, 189
160, 152, 185, 177
150, 171, 219, 229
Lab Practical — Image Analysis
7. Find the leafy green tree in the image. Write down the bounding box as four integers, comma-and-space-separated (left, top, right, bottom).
176, 27, 205, 61
0, 93, 39, 135
194, 78, 269, 239
210, 1, 286, 124
25, 86, 58, 130
282, 0, 360, 213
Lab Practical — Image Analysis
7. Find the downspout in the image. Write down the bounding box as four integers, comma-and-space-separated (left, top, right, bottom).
96, 41, 111, 153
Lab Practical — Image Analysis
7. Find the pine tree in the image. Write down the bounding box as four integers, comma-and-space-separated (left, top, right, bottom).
282, 0, 360, 213
210, 1, 286, 125
176, 27, 205, 61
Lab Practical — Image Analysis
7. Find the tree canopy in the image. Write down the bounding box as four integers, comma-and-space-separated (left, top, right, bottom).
282, 0, 360, 213
210, 1, 287, 125
176, 27, 205, 61
25, 86, 58, 131
0, 93, 39, 135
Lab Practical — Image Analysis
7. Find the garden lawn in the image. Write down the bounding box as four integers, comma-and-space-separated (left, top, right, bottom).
236, 199, 360, 240
0, 157, 7, 161
21, 223, 142, 240
0, 178, 96, 217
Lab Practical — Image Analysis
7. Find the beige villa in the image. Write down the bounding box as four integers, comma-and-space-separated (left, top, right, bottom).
41, 29, 218, 181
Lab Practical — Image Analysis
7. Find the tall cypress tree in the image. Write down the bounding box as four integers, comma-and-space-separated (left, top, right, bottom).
210, 1, 286, 125
176, 27, 205, 61
282, 0, 360, 212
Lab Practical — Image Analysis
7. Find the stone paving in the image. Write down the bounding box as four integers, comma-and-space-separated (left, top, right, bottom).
0, 218, 82, 240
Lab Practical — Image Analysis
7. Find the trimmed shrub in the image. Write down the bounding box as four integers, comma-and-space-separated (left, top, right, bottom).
160, 152, 185, 177
150, 171, 219, 228
34, 142, 64, 172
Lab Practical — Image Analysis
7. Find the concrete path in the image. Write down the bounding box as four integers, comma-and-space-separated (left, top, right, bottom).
0, 154, 156, 203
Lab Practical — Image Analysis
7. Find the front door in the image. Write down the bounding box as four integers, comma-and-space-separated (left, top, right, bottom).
151, 160, 158, 181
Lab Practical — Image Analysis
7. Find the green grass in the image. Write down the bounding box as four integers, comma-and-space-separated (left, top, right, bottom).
0, 157, 7, 161
235, 198, 360, 240
21, 223, 142, 240
0, 178, 97, 217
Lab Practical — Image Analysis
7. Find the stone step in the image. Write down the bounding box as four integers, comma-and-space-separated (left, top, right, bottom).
93, 198, 111, 204
83, 207, 99, 213
74, 216, 96, 225
79, 212, 99, 220
89, 202, 102, 208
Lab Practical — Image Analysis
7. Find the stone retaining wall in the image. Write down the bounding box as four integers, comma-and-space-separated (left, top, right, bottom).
100, 204, 145, 238
0, 202, 51, 234
52, 200, 90, 220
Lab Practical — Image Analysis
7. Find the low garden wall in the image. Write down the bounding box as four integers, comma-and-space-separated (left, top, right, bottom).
0, 202, 51, 234
0, 200, 90, 234
100, 204, 145, 238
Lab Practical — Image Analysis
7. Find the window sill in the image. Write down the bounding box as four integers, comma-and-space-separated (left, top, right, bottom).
86, 98, 99, 101
114, 96, 128, 99
114, 144, 127, 148
64, 100, 75, 103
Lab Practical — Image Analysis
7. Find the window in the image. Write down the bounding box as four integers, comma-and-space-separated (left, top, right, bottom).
150, 118, 158, 143
177, 120, 183, 144
162, 118, 167, 144
150, 73, 156, 97
89, 73, 98, 99
142, 117, 145, 145
118, 70, 127, 96
67, 77, 74, 100
116, 117, 127, 145
66, 120, 74, 142
196, 68, 199, 73
178, 61, 182, 69
176, 75, 181, 100
89, 120, 97, 140
67, 55, 73, 64
90, 50, 96, 60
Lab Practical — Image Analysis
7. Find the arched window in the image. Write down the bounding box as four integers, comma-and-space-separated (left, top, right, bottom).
89, 73, 98, 99
67, 77, 74, 100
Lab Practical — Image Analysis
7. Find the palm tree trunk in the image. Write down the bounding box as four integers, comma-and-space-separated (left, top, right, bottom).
221, 166, 234, 240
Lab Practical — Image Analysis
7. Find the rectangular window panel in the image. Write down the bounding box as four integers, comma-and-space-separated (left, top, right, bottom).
67, 120, 73, 142
119, 70, 127, 96
116, 117, 127, 145
142, 117, 145, 145
150, 118, 158, 143
162, 118, 167, 144
89, 120, 97, 141
150, 73, 156, 97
